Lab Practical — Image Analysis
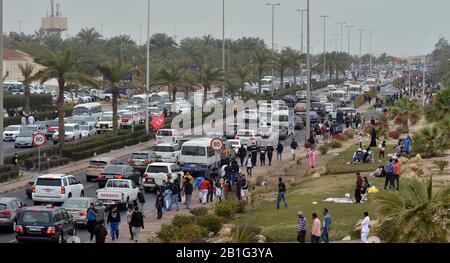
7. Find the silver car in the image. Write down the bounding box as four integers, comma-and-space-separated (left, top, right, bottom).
14, 131, 34, 148
62, 197, 106, 226
0, 197, 23, 232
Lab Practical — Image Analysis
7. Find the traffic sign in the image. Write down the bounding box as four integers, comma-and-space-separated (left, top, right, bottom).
210, 137, 224, 152
32, 132, 47, 147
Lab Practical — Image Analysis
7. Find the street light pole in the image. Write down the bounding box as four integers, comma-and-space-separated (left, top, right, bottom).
333, 33, 339, 52
222, 0, 225, 108
266, 3, 280, 96
306, 0, 311, 141
338, 22, 345, 52
320, 15, 330, 76
297, 9, 307, 54
0, 0, 3, 165
357, 29, 364, 73
345, 25, 353, 54
368, 31, 374, 73
145, 0, 150, 134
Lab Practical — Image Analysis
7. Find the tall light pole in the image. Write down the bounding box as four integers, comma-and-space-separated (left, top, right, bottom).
368, 31, 374, 73
145, 0, 150, 134
18, 19, 22, 34
266, 3, 280, 96
306, 0, 311, 141
345, 25, 353, 54
0, 0, 3, 164
357, 29, 364, 73
338, 22, 345, 52
222, 0, 225, 107
333, 33, 339, 52
296, 9, 307, 54
320, 15, 330, 76
422, 62, 426, 106
139, 24, 142, 46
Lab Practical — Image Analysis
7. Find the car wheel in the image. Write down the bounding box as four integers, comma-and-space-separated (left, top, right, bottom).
59, 232, 66, 243
68, 193, 72, 199
10, 220, 17, 233
33, 201, 40, 206
14, 145, 18, 149
105, 97, 111, 102
80, 190, 84, 197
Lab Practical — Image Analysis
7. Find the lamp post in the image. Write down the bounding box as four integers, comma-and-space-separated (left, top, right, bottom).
296, 9, 307, 54
0, 0, 3, 164
306, 0, 311, 141
345, 25, 353, 54
320, 15, 330, 77
357, 29, 364, 73
221, 0, 225, 108
333, 33, 339, 52
368, 31, 374, 73
266, 3, 280, 96
145, 0, 150, 134
338, 22, 345, 52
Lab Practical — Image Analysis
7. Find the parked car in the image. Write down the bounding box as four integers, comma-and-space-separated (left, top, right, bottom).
62, 197, 106, 226
80, 124, 96, 138
235, 129, 262, 146
0, 197, 23, 232
155, 129, 183, 144
3, 125, 24, 141
257, 125, 272, 138
296, 90, 307, 101
277, 124, 289, 140
96, 113, 121, 133
32, 174, 85, 206
23, 124, 46, 134
52, 123, 82, 144
225, 123, 241, 139
294, 114, 304, 130
226, 139, 242, 154
128, 151, 162, 173
85, 157, 122, 182
96, 179, 139, 209
45, 120, 63, 140
120, 111, 140, 128
97, 165, 140, 189
142, 163, 183, 192
177, 136, 196, 147
154, 143, 181, 163
14, 131, 34, 148
283, 95, 297, 107
15, 205, 74, 243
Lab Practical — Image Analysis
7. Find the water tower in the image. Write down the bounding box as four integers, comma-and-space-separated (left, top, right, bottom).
41, 0, 68, 34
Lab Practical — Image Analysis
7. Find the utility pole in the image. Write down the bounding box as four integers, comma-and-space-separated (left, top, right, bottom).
333, 33, 339, 52
320, 15, 330, 77
306, 0, 311, 141
145, 0, 150, 134
222, 0, 225, 109
358, 29, 364, 73
18, 19, 22, 34
297, 9, 307, 54
346, 25, 353, 54
139, 24, 142, 46
422, 62, 426, 106
0, 0, 3, 165
266, 3, 280, 96
338, 22, 346, 52
368, 31, 374, 73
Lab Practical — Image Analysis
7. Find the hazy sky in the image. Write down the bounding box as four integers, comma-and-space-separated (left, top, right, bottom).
5, 0, 449, 56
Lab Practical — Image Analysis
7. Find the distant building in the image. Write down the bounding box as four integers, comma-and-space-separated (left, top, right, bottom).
2, 48, 44, 81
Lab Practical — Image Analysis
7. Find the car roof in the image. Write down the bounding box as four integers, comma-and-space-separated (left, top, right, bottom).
63, 197, 94, 201
37, 174, 70, 179
90, 157, 116, 162
155, 143, 178, 146
21, 206, 60, 212
0, 197, 19, 203
147, 162, 175, 167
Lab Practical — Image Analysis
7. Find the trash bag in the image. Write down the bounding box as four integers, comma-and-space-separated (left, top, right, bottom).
368, 186, 379, 193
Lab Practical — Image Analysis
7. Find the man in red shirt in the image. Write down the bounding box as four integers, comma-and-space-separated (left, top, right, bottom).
393, 159, 401, 191
199, 177, 211, 204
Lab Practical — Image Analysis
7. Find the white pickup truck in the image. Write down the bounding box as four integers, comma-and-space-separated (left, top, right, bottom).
96, 179, 139, 209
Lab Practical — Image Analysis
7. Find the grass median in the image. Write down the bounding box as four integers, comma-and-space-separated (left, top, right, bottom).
326, 145, 390, 174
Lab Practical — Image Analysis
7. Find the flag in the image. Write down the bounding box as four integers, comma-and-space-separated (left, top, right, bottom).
151, 113, 165, 130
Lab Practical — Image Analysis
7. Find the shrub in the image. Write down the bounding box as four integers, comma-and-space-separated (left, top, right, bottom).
255, 176, 264, 186
195, 215, 223, 233
318, 144, 329, 155
413, 127, 450, 158
343, 129, 355, 139
157, 224, 178, 243
176, 224, 208, 243
231, 226, 252, 243
354, 95, 365, 108
394, 115, 403, 125
214, 200, 236, 220
388, 130, 400, 139
328, 140, 342, 149
190, 207, 208, 216
171, 215, 196, 228
304, 142, 312, 149
332, 133, 347, 141
433, 160, 449, 173
236, 200, 248, 213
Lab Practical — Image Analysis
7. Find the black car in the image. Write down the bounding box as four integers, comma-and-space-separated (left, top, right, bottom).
97, 165, 141, 188
15, 206, 74, 243
311, 102, 326, 116
283, 95, 297, 108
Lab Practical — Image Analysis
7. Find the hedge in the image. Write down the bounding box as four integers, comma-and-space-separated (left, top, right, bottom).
24, 156, 70, 171
4, 94, 53, 111
3, 107, 74, 126
0, 165, 19, 183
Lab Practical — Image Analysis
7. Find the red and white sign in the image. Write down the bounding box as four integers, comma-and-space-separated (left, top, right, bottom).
32, 132, 47, 147
151, 114, 165, 130
210, 137, 224, 152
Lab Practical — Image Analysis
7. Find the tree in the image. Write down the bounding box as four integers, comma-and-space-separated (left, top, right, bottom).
32, 50, 95, 148
391, 98, 421, 132
412, 127, 449, 158
155, 65, 190, 102
425, 87, 450, 122
375, 177, 450, 243
77, 27, 102, 46
231, 64, 252, 92
18, 63, 35, 114
276, 48, 296, 88
435, 115, 450, 139
150, 33, 177, 58
97, 59, 136, 135
198, 64, 224, 103
432, 37, 450, 62
251, 48, 272, 94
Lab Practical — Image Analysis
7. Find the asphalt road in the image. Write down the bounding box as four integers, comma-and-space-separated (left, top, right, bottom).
3, 139, 55, 156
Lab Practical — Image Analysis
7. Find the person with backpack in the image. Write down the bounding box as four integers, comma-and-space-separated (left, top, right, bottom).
106, 206, 121, 241
276, 142, 284, 161
86, 203, 97, 241
276, 177, 288, 209
94, 219, 108, 243
130, 206, 144, 243
183, 179, 193, 209
155, 190, 164, 219
137, 187, 146, 216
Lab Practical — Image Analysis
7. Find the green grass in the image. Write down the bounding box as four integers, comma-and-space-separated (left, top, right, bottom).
235, 175, 385, 242
326, 145, 390, 174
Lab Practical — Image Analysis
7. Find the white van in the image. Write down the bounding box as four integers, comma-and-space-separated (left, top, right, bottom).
155, 129, 183, 144
271, 110, 289, 128
179, 138, 221, 177
73, 102, 103, 118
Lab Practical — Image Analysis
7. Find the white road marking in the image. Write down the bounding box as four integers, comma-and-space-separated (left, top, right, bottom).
9, 239, 16, 243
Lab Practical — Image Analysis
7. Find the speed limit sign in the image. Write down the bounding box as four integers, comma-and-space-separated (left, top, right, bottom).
210, 137, 224, 152
32, 132, 47, 147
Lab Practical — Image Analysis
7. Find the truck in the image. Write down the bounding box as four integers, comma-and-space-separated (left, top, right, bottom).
90, 89, 113, 101
96, 179, 139, 209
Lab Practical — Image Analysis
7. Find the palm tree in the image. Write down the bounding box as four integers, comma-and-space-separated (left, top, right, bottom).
412, 127, 449, 158
391, 98, 421, 132
276, 48, 296, 88
251, 49, 272, 94
32, 50, 95, 148
231, 64, 252, 92
198, 64, 224, 103
435, 115, 450, 138
155, 65, 190, 102
97, 59, 136, 135
375, 177, 450, 243
425, 87, 450, 122
150, 33, 177, 58
77, 27, 101, 46
18, 63, 35, 114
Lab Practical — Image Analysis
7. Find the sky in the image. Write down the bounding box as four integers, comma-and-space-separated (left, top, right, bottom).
4, 0, 449, 56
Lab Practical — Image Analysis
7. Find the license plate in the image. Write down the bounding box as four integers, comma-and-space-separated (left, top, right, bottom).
190, 164, 196, 167
28, 227, 42, 232
44, 189, 52, 192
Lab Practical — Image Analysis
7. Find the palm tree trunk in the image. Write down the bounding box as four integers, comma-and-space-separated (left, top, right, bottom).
57, 80, 65, 150
24, 84, 31, 114
280, 68, 284, 89
112, 86, 119, 135
258, 69, 263, 94
172, 86, 177, 102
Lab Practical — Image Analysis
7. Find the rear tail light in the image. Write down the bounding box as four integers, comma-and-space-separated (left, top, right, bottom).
114, 175, 124, 179
46, 227, 56, 235
224, 150, 229, 155
128, 159, 134, 164
15, 225, 24, 234
0, 210, 11, 216
235, 136, 240, 140
79, 212, 87, 217
61, 186, 65, 195
250, 137, 256, 141
32, 185, 36, 193
144, 160, 152, 164
143, 173, 148, 178
98, 174, 105, 180
202, 163, 208, 167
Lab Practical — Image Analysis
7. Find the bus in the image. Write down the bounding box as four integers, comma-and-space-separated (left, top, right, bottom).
329, 90, 350, 103
348, 85, 362, 99
73, 102, 103, 118
179, 138, 221, 177
3, 81, 24, 94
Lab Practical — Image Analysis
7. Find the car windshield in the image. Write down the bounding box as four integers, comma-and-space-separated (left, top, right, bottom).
0, 204, 7, 210
273, 115, 288, 122
103, 166, 124, 174
80, 125, 89, 131
122, 113, 133, 118
47, 121, 59, 127
106, 180, 129, 188
20, 211, 51, 224
227, 141, 239, 147
100, 115, 113, 121
17, 132, 33, 138
89, 160, 108, 167
131, 153, 148, 160
23, 126, 38, 133
146, 166, 169, 173
156, 130, 172, 136
62, 199, 89, 209
5, 126, 19, 131
74, 107, 89, 116
65, 126, 74, 132
181, 146, 206, 156
36, 178, 61, 186
237, 131, 253, 137
155, 146, 176, 152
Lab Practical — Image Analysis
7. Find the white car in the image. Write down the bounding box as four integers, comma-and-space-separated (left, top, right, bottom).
155, 129, 183, 144
154, 143, 181, 163
96, 179, 139, 209
226, 139, 242, 154
323, 103, 335, 113
3, 125, 24, 141
142, 163, 183, 192
235, 129, 262, 146
80, 124, 96, 138
32, 174, 85, 205
120, 111, 140, 128
53, 123, 82, 144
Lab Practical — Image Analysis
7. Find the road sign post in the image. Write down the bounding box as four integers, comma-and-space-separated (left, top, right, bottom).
210, 137, 224, 152
32, 132, 47, 171
288, 108, 295, 136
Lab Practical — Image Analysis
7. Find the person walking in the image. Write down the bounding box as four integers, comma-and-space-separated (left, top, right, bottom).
297, 211, 307, 243
94, 219, 108, 243
183, 179, 193, 209
130, 206, 144, 243
246, 155, 253, 177
290, 138, 299, 161
155, 190, 164, 219
385, 159, 394, 190
106, 206, 121, 241
267, 145, 274, 166
215, 182, 223, 203
27, 114, 35, 125
276, 142, 284, 161
361, 212, 371, 243
21, 115, 27, 126
238, 146, 247, 167
137, 187, 146, 216
355, 172, 363, 204
311, 213, 321, 243
403, 135, 412, 156
207, 176, 214, 203
321, 208, 332, 243
276, 178, 288, 209
379, 140, 386, 158
199, 177, 211, 204
259, 147, 266, 166
393, 159, 401, 191
168, 178, 180, 211
240, 175, 249, 202
12, 153, 19, 170
126, 206, 134, 240
309, 147, 316, 168
86, 203, 97, 241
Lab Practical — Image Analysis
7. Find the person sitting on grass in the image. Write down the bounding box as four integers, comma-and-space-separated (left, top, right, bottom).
352, 148, 363, 164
